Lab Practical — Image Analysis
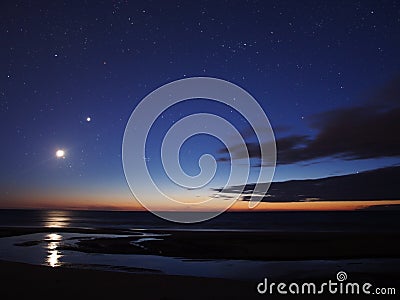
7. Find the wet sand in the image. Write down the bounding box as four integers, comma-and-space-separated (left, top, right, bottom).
0, 227, 400, 260
41, 230, 400, 260
1, 227, 400, 260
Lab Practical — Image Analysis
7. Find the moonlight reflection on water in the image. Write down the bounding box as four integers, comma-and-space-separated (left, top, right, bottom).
44, 233, 63, 267
43, 210, 71, 228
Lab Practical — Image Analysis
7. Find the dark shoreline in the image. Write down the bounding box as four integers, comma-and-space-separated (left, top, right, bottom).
1, 226, 400, 299
2, 226, 400, 261
1, 259, 397, 300
0, 259, 257, 300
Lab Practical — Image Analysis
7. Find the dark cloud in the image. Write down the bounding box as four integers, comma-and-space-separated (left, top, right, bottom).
217, 141, 261, 161
358, 203, 400, 210
213, 166, 400, 202
217, 76, 400, 165
280, 106, 400, 164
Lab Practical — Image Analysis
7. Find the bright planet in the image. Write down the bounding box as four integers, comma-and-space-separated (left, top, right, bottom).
55, 149, 65, 158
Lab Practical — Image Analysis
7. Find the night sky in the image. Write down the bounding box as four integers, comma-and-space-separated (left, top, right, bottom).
1, 1, 399, 210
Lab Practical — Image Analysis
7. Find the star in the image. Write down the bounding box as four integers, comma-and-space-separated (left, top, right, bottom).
86, 117, 91, 122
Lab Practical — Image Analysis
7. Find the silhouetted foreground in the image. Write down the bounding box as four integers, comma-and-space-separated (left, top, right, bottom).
2, 260, 395, 300
1, 260, 259, 300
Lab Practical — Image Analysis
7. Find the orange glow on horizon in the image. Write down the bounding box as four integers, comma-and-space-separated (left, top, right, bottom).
0, 193, 399, 211
229, 199, 400, 211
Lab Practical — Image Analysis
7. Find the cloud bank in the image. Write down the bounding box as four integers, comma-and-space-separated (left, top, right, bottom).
218, 76, 400, 165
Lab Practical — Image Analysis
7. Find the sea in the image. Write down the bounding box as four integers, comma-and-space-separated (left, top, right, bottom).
0, 209, 399, 232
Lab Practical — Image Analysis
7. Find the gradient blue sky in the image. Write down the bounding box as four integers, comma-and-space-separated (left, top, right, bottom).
0, 1, 399, 209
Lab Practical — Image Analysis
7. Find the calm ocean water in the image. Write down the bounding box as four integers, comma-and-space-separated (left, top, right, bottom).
0, 209, 399, 232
